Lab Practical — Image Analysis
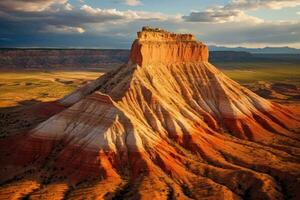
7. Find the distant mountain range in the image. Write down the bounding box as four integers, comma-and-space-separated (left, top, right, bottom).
1, 48, 299, 70
209, 45, 300, 54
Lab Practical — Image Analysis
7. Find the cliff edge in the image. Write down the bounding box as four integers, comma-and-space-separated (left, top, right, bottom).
129, 27, 209, 66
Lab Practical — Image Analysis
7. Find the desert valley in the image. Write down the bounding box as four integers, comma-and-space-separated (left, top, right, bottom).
0, 27, 299, 200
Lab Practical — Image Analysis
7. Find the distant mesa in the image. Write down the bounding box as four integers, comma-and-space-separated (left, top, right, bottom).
0, 27, 299, 199
139, 26, 196, 41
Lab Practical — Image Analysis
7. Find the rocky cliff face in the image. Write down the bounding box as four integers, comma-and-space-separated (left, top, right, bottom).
0, 27, 300, 200
129, 29, 208, 66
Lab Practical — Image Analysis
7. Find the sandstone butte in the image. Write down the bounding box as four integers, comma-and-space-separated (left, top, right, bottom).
0, 27, 300, 200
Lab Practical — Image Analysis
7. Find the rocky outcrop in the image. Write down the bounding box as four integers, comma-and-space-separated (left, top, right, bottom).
0, 27, 300, 200
129, 27, 208, 66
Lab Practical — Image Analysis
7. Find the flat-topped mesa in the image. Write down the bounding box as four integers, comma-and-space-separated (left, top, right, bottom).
138, 26, 196, 42
129, 27, 209, 66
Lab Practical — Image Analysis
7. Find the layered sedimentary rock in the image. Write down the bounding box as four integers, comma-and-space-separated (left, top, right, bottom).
0, 49, 129, 69
0, 27, 300, 200
129, 28, 208, 66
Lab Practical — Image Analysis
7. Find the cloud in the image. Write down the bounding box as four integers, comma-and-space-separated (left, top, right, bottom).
0, 1, 299, 48
183, 8, 263, 23
80, 5, 126, 19
0, 3, 168, 25
183, 0, 300, 23
64, 3, 73, 11
0, 0, 68, 12
194, 21, 300, 46
0, 3, 170, 35
227, 0, 300, 10
122, 0, 142, 6
78, 5, 169, 22
42, 25, 85, 34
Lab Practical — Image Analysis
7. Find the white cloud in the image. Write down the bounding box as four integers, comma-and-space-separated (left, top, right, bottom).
64, 3, 73, 11
0, 0, 68, 12
228, 0, 300, 10
123, 0, 142, 6
182, 0, 300, 23
79, 5, 169, 21
80, 5, 124, 16
42, 25, 85, 34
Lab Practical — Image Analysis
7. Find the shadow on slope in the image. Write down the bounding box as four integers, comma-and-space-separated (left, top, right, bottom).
0, 100, 66, 138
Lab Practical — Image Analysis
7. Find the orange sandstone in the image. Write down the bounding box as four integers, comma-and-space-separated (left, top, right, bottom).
129, 28, 208, 66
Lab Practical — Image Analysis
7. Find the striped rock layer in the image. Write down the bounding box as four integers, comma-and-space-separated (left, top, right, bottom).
0, 28, 300, 200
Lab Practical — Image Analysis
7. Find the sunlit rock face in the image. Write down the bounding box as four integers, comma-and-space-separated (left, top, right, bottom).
0, 27, 300, 200
129, 27, 209, 66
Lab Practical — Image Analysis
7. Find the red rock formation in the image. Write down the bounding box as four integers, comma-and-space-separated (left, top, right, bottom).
129, 28, 208, 66
0, 27, 300, 200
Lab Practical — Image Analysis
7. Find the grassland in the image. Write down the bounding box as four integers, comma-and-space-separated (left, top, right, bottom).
0, 70, 101, 107
214, 61, 300, 85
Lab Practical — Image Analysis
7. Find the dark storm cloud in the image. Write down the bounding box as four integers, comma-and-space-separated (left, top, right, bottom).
0, 0, 68, 12
0, 5, 132, 30
0, 2, 167, 33
0, 1, 169, 47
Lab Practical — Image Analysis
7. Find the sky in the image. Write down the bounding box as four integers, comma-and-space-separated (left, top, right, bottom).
0, 0, 299, 48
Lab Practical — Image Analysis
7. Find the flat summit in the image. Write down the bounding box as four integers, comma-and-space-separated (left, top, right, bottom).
0, 27, 300, 200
